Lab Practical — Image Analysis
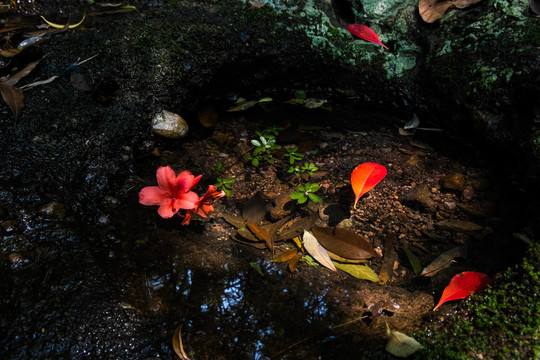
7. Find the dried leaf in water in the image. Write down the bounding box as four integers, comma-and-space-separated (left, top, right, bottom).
288, 254, 302, 272
386, 328, 424, 357
247, 222, 274, 252
231, 234, 267, 249
302, 230, 338, 273
351, 162, 387, 209
221, 214, 246, 229
276, 214, 318, 241
0, 84, 24, 118
347, 24, 389, 50
172, 324, 191, 360
271, 248, 299, 263
420, 247, 466, 277
433, 271, 492, 310
1, 58, 42, 87
312, 226, 378, 260
333, 262, 380, 282
404, 114, 420, 130
404, 247, 422, 275
250, 262, 265, 276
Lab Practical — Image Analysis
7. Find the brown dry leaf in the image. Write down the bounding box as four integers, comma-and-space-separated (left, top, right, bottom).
311, 226, 378, 261
247, 222, 274, 252
0, 84, 24, 118
276, 214, 318, 241
250, 1, 266, 7
271, 248, 299, 263
221, 213, 246, 229
288, 254, 302, 272
172, 324, 191, 360
418, 0, 452, 23
1, 58, 42, 87
420, 247, 466, 277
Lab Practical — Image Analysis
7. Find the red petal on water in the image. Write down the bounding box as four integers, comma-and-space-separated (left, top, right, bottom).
347, 24, 389, 50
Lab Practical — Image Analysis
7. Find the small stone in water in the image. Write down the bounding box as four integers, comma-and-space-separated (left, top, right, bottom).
441, 173, 465, 192
151, 110, 189, 139
39, 202, 66, 219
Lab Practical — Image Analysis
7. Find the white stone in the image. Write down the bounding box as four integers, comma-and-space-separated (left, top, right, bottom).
151, 110, 189, 139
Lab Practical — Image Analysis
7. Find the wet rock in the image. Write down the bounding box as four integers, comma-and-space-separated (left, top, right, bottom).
440, 173, 465, 192
436, 219, 483, 233
151, 110, 189, 139
399, 183, 437, 213
458, 200, 496, 218
461, 185, 475, 202
468, 177, 491, 191
39, 201, 66, 219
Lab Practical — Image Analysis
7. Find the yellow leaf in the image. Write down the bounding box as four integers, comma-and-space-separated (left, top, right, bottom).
333, 262, 380, 283
385, 328, 424, 357
41, 12, 86, 29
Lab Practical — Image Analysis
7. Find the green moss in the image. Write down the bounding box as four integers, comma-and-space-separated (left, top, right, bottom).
413, 243, 540, 359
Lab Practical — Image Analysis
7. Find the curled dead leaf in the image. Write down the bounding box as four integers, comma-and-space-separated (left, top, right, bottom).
419, 0, 452, 23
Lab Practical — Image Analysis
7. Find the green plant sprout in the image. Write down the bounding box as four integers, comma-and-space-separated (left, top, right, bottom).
290, 182, 322, 204
301, 162, 318, 176
249, 133, 281, 167
285, 145, 304, 164
215, 176, 235, 197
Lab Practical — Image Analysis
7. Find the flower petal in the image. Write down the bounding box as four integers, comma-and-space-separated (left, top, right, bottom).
174, 191, 199, 210
139, 186, 169, 206
175, 171, 201, 194
157, 199, 177, 218
156, 166, 177, 194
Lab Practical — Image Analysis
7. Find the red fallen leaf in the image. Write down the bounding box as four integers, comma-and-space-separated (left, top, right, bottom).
351, 162, 387, 209
433, 271, 492, 310
347, 24, 389, 50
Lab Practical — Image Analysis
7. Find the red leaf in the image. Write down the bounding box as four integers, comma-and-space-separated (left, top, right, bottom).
347, 24, 389, 50
434, 271, 492, 310
351, 162, 387, 209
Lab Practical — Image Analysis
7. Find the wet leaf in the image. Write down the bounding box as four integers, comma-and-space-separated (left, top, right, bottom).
41, 12, 86, 29
172, 324, 191, 360
221, 213, 246, 229
288, 254, 302, 272
312, 226, 378, 260
433, 271, 491, 310
271, 248, 299, 263
404, 247, 422, 275
420, 247, 466, 277
226, 97, 272, 112
250, 262, 265, 276
385, 327, 424, 357
276, 214, 318, 241
333, 262, 380, 282
1, 58, 42, 87
347, 24, 389, 50
351, 162, 387, 209
404, 114, 420, 130
236, 228, 259, 242
247, 222, 272, 248
0, 84, 24, 118
302, 230, 338, 273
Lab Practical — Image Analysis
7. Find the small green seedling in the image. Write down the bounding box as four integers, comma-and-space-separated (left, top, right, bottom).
249, 133, 281, 167
215, 177, 235, 197
285, 145, 304, 165
301, 162, 318, 176
290, 183, 322, 204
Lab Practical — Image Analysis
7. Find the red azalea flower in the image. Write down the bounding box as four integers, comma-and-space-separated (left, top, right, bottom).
139, 166, 202, 218
182, 185, 226, 225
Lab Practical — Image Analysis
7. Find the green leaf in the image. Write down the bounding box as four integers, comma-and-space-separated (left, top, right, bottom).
307, 183, 319, 192
297, 196, 307, 204
290, 192, 303, 200
250, 262, 265, 277
251, 139, 261, 147
404, 248, 422, 275
258, 97, 273, 103
252, 158, 259, 167
300, 254, 319, 268
333, 262, 380, 282
308, 193, 322, 203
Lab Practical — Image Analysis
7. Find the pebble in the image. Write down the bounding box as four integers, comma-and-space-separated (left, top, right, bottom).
461, 185, 475, 201
399, 183, 437, 213
39, 202, 66, 219
151, 110, 189, 138
440, 173, 465, 192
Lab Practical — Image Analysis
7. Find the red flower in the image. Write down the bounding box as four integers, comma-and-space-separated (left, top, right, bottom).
182, 185, 226, 225
139, 166, 201, 219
